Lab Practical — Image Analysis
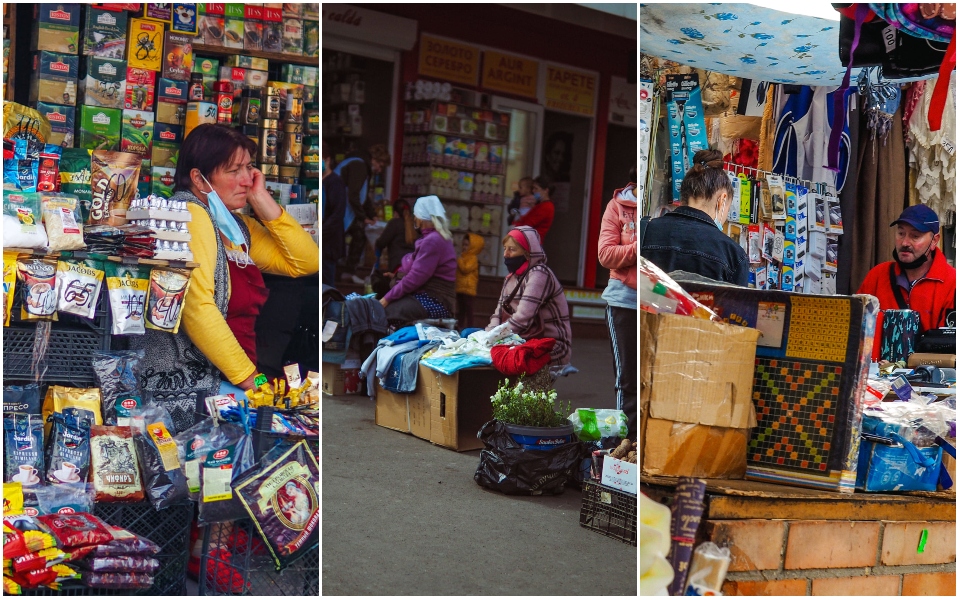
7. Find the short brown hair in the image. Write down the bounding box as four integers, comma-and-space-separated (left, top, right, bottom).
175, 124, 258, 192
369, 144, 391, 167
680, 149, 733, 204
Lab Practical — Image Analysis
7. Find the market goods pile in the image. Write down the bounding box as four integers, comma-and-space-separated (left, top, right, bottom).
3, 354, 319, 592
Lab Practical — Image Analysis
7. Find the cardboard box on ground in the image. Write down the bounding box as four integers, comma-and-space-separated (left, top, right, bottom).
375, 365, 499, 452
640, 311, 760, 479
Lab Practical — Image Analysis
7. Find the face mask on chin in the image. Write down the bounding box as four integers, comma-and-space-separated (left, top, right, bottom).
504, 255, 527, 273
893, 242, 935, 271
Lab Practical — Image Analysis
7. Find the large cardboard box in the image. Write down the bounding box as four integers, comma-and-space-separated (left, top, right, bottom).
640, 312, 760, 478
322, 360, 361, 396
680, 280, 879, 493
375, 364, 498, 452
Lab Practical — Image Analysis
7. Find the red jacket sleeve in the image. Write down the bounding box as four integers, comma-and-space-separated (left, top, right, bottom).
514, 202, 553, 234
597, 201, 637, 270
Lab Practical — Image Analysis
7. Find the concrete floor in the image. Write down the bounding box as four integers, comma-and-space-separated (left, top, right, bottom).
321, 337, 637, 595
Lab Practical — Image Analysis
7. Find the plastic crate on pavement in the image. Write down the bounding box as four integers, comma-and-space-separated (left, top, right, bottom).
579, 481, 637, 546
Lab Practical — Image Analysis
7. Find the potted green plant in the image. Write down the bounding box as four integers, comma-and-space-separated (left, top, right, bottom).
490, 378, 574, 449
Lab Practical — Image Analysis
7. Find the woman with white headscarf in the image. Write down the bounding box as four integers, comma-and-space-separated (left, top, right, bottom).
379, 195, 457, 325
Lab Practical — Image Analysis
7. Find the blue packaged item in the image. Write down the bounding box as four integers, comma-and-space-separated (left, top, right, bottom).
857, 415, 942, 492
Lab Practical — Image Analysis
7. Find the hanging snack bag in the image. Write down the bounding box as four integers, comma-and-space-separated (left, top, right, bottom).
40, 193, 86, 252
17, 258, 58, 321
44, 413, 93, 485
36, 513, 113, 549
55, 257, 104, 319
145, 266, 191, 333
89, 426, 143, 502
197, 431, 255, 526
3, 252, 18, 326
33, 483, 95, 516
3, 192, 48, 250
104, 262, 149, 335
130, 404, 189, 510
41, 386, 102, 440
91, 350, 144, 426
88, 151, 141, 226
3, 414, 45, 488
235, 440, 318, 570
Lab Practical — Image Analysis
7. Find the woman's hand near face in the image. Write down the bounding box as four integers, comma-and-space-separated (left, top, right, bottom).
247, 166, 283, 221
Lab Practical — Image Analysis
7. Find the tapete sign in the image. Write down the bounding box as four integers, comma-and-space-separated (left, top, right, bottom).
545, 65, 597, 117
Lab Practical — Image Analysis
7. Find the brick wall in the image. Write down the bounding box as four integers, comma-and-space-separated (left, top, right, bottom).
702, 519, 956, 596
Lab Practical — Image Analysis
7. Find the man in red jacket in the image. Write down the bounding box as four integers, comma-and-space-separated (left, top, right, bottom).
857, 204, 956, 361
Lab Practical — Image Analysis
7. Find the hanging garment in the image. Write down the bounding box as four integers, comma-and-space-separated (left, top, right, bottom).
906, 72, 956, 222
773, 86, 852, 191
870, 3, 955, 43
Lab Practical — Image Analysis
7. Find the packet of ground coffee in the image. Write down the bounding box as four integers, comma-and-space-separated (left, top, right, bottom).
55, 257, 104, 319
130, 404, 189, 510
17, 258, 58, 321
2, 384, 42, 416
91, 350, 144, 425
3, 414, 44, 488
89, 151, 141, 226
89, 426, 143, 503
103, 262, 149, 335
44, 412, 93, 485
144, 266, 190, 333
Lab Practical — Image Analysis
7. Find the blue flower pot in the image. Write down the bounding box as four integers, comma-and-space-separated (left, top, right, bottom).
503, 421, 575, 450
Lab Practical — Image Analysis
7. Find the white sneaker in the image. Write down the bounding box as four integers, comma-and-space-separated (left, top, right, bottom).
350, 275, 365, 285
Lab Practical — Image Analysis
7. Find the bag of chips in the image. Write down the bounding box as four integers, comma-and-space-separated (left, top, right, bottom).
235, 440, 318, 570
41, 193, 86, 252
44, 413, 93, 485
91, 350, 144, 426
89, 151, 141, 226
197, 430, 255, 526
2, 384, 42, 416
41, 386, 102, 441
3, 252, 18, 327
3, 414, 45, 488
130, 405, 189, 510
3, 483, 24, 517
145, 266, 191, 334
89, 426, 143, 503
55, 257, 104, 319
81, 571, 154, 589
34, 483, 95, 516
104, 262, 149, 335
3, 574, 22, 594
4, 515, 57, 552
76, 556, 160, 574
3, 192, 48, 250
37, 513, 113, 549
17, 257, 58, 321
11, 548, 69, 573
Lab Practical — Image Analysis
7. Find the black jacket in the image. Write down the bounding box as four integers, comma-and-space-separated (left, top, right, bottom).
322, 172, 347, 261
340, 150, 376, 220
640, 206, 750, 286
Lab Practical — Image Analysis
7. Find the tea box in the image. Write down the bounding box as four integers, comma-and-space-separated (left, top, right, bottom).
36, 103, 77, 148
77, 106, 122, 151
30, 52, 79, 106
151, 122, 182, 168
127, 18, 164, 72
244, 4, 263, 51
223, 4, 245, 50
156, 78, 189, 126
125, 67, 156, 111
32, 3, 81, 54
197, 3, 225, 46
137, 159, 152, 200
282, 18, 303, 56
184, 102, 217, 138
192, 56, 220, 100
303, 20, 319, 58
151, 166, 176, 198
121, 109, 155, 158
170, 2, 199, 35
261, 4, 283, 53
280, 65, 318, 88
82, 7, 128, 59
79, 57, 126, 109
162, 32, 194, 82
224, 55, 269, 71
282, 3, 303, 18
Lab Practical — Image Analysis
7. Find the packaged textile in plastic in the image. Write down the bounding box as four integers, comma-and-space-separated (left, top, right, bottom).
638, 256, 718, 320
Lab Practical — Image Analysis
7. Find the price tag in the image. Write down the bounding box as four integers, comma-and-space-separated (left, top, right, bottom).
943, 140, 955, 157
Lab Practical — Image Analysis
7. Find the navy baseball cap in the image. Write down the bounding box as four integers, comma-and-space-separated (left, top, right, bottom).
891, 204, 940, 234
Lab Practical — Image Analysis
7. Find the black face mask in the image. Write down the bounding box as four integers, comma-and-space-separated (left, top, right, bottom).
504, 255, 527, 273
892, 244, 936, 271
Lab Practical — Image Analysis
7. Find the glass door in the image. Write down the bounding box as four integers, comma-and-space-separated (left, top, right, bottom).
492, 97, 544, 276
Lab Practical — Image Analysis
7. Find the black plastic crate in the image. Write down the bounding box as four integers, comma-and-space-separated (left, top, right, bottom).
198, 518, 318, 596
2, 325, 107, 386
16, 501, 193, 596
579, 481, 637, 546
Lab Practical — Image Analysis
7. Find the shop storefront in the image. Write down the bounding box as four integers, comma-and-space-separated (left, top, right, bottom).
322, 3, 636, 289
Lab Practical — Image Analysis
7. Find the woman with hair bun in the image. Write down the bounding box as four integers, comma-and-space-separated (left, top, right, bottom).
640, 149, 749, 285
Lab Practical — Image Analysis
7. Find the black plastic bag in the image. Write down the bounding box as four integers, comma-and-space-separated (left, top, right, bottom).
474, 420, 583, 495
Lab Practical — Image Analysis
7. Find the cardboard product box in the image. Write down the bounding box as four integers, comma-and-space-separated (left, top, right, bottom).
223, 4, 245, 49
124, 67, 156, 111
375, 384, 432, 441
127, 17, 164, 72
82, 6, 128, 59
640, 312, 760, 478
184, 101, 217, 138
244, 69, 269, 89
225, 55, 269, 71
151, 165, 176, 198
243, 4, 263, 51
303, 20, 318, 58
162, 32, 194, 81
36, 103, 77, 147
906, 353, 957, 368
143, 3, 172, 22
77, 106, 122, 151
151, 122, 182, 167
938, 438, 956, 491
322, 360, 362, 396
282, 3, 303, 18
197, 14, 224, 46
261, 4, 283, 53
79, 56, 126, 109
32, 4, 81, 54
303, 3, 318, 20
280, 64, 318, 87
30, 52, 80, 106
157, 77, 189, 104
121, 109, 155, 158
137, 159, 152, 200
680, 280, 880, 493
192, 56, 220, 99
156, 100, 187, 127
281, 18, 303, 56
170, 3, 199, 35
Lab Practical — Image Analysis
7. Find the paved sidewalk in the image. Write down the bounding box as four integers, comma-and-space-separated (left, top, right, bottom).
322, 337, 637, 595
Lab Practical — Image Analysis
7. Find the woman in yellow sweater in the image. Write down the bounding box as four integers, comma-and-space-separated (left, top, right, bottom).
129, 125, 319, 431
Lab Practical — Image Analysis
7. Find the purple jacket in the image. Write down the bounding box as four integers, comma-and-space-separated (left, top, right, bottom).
383, 228, 456, 303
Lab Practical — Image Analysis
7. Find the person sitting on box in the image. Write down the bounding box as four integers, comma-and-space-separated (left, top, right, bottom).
486, 226, 572, 368
378, 195, 457, 326
640, 148, 749, 286
857, 204, 956, 361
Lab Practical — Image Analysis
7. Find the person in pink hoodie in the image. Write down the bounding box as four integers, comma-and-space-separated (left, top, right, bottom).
598, 175, 638, 439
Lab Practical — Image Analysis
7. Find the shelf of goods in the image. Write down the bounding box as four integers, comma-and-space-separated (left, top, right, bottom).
191, 44, 318, 68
